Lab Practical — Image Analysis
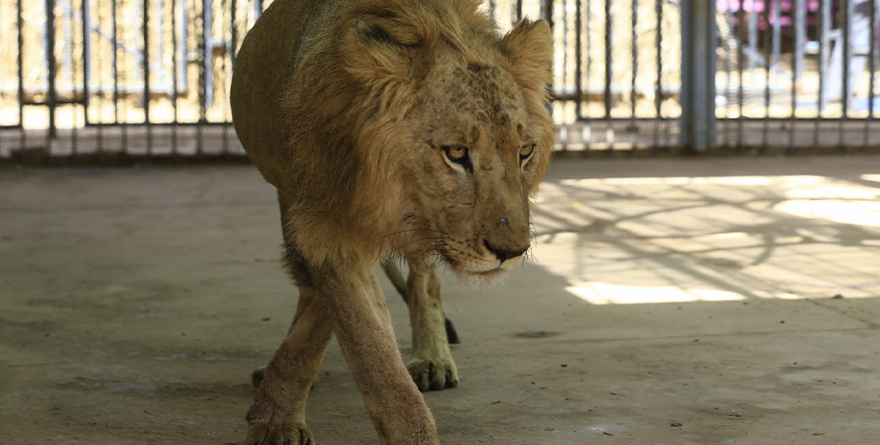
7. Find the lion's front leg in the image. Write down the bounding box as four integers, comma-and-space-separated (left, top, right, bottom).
315, 261, 439, 445
246, 287, 332, 445
406, 257, 458, 391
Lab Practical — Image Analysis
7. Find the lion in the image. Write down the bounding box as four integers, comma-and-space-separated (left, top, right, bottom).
229, 0, 553, 442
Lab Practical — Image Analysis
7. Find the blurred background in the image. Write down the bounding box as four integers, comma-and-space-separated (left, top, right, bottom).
0, 0, 878, 162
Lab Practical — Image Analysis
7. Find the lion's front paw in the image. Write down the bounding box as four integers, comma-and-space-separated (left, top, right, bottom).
246, 423, 315, 445
407, 357, 458, 391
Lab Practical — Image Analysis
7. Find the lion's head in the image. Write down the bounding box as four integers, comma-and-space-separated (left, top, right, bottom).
332, 1, 553, 284
272, 0, 552, 281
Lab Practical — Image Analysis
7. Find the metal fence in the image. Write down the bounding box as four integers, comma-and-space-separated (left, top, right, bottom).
0, 0, 878, 164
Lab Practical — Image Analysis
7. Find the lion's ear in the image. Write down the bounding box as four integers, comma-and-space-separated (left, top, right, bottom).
499, 19, 553, 94
342, 16, 417, 83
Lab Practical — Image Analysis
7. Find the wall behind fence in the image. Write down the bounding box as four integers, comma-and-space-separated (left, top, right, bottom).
0, 0, 878, 163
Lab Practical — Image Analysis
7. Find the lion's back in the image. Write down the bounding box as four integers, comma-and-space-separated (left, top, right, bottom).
231, 0, 343, 190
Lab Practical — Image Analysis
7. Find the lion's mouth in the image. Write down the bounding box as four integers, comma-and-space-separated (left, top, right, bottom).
452, 260, 518, 286
452, 267, 506, 286
467, 262, 505, 273
437, 248, 522, 286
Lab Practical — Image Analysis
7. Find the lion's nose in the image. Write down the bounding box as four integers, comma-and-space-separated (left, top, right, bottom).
483, 239, 529, 262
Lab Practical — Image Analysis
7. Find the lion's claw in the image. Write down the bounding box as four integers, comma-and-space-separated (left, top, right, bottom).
408, 359, 458, 392
246, 423, 314, 445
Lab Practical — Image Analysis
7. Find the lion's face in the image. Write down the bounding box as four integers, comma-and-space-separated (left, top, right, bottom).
340, 11, 553, 283
396, 40, 553, 285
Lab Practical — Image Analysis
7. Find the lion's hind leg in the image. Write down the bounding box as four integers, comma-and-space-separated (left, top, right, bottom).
404, 257, 459, 391
381, 259, 460, 345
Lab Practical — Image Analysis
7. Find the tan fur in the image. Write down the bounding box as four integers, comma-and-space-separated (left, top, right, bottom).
404, 256, 457, 391
230, 0, 553, 443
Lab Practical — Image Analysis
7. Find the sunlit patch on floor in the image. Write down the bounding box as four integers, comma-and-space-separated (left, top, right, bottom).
559, 176, 778, 187
536, 173, 880, 305
751, 290, 804, 300
775, 200, 880, 227
565, 282, 747, 305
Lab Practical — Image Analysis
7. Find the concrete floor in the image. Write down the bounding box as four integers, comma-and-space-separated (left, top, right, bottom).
2, 155, 880, 445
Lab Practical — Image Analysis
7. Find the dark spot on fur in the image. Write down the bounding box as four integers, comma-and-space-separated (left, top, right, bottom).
468, 62, 487, 72
283, 242, 314, 289
363, 24, 397, 46
470, 126, 481, 142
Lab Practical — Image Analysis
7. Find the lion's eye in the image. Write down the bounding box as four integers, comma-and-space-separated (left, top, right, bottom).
443, 145, 469, 164
520, 144, 536, 163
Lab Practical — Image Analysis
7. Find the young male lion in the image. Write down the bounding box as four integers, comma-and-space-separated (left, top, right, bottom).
230, 0, 553, 442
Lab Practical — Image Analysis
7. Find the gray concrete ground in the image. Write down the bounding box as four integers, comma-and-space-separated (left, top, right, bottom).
2, 155, 880, 445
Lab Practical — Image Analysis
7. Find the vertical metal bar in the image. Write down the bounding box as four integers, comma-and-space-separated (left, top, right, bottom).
631, 0, 638, 139
134, 0, 142, 84
814, 0, 826, 149
120, 1, 128, 153
586, 0, 593, 147
680, 0, 716, 152
707, 0, 716, 149
604, 0, 612, 120
180, 0, 188, 93
71, 0, 78, 157
172, 0, 179, 155
747, 10, 757, 73
204, 0, 214, 112
157, 0, 164, 86
789, 0, 800, 152
517, 0, 523, 22
112, 0, 119, 125
95, 0, 103, 154
221, 0, 229, 154
144, 0, 152, 154
866, 0, 876, 148
771, 0, 781, 76
17, 0, 25, 150
839, 0, 850, 149
1, 5, 3, 155
231, 0, 237, 66
819, 0, 831, 112
46, 0, 57, 148
762, 3, 772, 151
254, 0, 262, 20
113, 0, 124, 153
794, 0, 806, 86
653, 0, 662, 148
843, 0, 851, 119
586, 0, 592, 103
198, 0, 206, 154
737, 0, 744, 149
681, 0, 693, 151
724, 2, 734, 148
561, 0, 568, 124
64, 1, 72, 96
575, 0, 583, 121
82, 0, 91, 126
